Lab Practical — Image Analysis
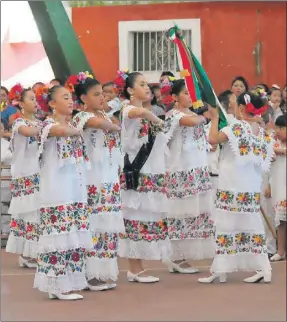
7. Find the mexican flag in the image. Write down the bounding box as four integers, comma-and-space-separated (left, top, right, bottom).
168, 24, 228, 129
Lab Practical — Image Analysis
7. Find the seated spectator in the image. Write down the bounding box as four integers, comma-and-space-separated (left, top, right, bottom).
159, 71, 175, 83
231, 76, 249, 97
1, 86, 17, 134
150, 84, 163, 107
256, 83, 270, 94
143, 85, 165, 118
280, 84, 287, 114
31, 82, 44, 93
49, 78, 63, 87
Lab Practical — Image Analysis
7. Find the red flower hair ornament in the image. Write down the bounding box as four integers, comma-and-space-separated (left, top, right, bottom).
65, 71, 94, 93
113, 69, 129, 96
244, 93, 268, 116
35, 85, 50, 113
8, 83, 24, 106
160, 76, 176, 106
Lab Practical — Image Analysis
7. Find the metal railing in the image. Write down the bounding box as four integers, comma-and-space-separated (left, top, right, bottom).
1, 163, 11, 245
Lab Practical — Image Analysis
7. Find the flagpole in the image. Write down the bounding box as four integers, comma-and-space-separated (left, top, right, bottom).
213, 89, 229, 121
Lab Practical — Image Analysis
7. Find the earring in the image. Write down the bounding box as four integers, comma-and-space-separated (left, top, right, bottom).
84, 103, 87, 110
130, 95, 134, 101
21, 108, 24, 114
52, 109, 56, 115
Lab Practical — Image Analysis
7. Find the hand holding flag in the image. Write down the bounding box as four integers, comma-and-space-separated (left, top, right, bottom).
168, 24, 228, 129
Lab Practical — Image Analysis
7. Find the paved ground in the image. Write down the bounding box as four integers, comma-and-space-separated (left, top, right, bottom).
1, 250, 286, 321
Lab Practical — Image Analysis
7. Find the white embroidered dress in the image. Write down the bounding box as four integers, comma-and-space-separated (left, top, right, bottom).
270, 140, 286, 226
6, 118, 42, 259
119, 105, 171, 259
34, 118, 92, 294
164, 110, 215, 261
73, 111, 124, 281
211, 120, 273, 273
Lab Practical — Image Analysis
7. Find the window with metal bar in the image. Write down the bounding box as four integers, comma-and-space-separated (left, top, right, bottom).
132, 30, 192, 73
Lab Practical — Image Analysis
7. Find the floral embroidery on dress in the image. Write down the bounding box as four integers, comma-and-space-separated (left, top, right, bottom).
232, 124, 243, 137
193, 125, 205, 141
164, 109, 182, 130
72, 113, 85, 128
264, 131, 272, 144
164, 114, 173, 135
11, 118, 42, 151
9, 218, 39, 241
39, 202, 90, 235
238, 138, 251, 155
10, 173, 40, 198
41, 118, 89, 164
120, 172, 167, 194
166, 166, 212, 199
168, 213, 214, 240
138, 118, 149, 139
56, 135, 89, 163
216, 189, 261, 213
226, 121, 273, 167
104, 132, 121, 151
166, 109, 208, 150
149, 121, 164, 136
215, 233, 267, 255
120, 219, 169, 242
100, 182, 120, 204
37, 248, 86, 276
86, 233, 118, 259
274, 200, 287, 217
90, 131, 97, 148
87, 185, 100, 207
89, 182, 121, 214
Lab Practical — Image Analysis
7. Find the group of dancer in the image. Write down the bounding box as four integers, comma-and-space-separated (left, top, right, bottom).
1, 69, 286, 300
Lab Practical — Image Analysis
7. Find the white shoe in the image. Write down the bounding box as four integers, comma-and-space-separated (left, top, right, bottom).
243, 271, 272, 283
164, 260, 199, 274
127, 270, 159, 283
270, 253, 285, 262
87, 283, 116, 291
198, 274, 227, 284
48, 293, 83, 300
19, 256, 37, 268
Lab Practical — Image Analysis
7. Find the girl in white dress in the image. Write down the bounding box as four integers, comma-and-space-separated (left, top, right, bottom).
199, 91, 273, 284
72, 74, 124, 290
119, 72, 171, 283
163, 79, 215, 273
269, 114, 286, 261
5, 86, 42, 268
34, 86, 92, 300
